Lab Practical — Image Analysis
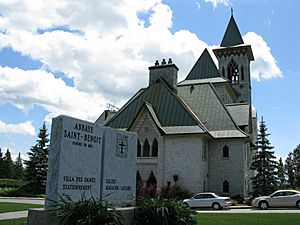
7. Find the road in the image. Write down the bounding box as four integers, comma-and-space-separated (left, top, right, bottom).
0, 197, 44, 205
196, 208, 300, 213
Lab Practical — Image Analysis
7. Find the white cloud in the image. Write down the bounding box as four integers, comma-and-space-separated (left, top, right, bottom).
204, 0, 230, 9
0, 66, 106, 122
243, 32, 282, 80
0, 0, 281, 126
0, 120, 35, 136
0, 0, 207, 111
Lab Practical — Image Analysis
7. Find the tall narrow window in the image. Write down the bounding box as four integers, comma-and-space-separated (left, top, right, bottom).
152, 139, 158, 157
223, 145, 229, 158
222, 67, 225, 77
241, 65, 244, 81
136, 171, 143, 196
223, 180, 229, 193
146, 171, 157, 189
227, 59, 239, 83
137, 140, 141, 157
143, 139, 150, 157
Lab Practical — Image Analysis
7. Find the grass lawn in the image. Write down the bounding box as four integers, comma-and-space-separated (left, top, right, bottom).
0, 218, 26, 225
197, 213, 300, 225
0, 202, 43, 213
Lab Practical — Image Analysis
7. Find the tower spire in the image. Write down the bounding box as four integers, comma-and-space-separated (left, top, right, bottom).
231, 7, 233, 16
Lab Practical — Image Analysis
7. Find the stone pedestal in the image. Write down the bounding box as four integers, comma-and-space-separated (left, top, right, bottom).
27, 207, 135, 225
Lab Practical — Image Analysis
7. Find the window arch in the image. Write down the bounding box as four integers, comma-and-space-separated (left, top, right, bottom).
241, 65, 244, 81
152, 139, 158, 157
227, 59, 239, 83
136, 171, 143, 196
223, 180, 229, 193
223, 145, 229, 158
143, 139, 150, 157
146, 171, 157, 190
137, 140, 141, 157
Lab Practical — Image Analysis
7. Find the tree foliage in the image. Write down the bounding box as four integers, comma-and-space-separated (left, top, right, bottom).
24, 122, 49, 194
250, 117, 278, 196
285, 144, 300, 188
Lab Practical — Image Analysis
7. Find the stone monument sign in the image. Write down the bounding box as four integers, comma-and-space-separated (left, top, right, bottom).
45, 115, 136, 208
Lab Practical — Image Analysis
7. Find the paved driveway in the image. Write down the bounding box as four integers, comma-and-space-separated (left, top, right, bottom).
0, 197, 44, 205
196, 208, 300, 213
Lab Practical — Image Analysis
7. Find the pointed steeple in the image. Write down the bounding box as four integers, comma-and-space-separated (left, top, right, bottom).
185, 49, 220, 80
220, 14, 244, 47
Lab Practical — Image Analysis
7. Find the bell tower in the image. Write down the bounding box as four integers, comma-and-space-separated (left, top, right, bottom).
213, 14, 254, 103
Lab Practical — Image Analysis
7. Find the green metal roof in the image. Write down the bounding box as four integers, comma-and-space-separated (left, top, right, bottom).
105, 78, 200, 129
226, 103, 250, 126
220, 15, 244, 47
185, 49, 221, 80
178, 83, 239, 132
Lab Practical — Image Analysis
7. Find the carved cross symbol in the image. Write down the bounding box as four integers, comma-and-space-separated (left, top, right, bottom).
119, 141, 126, 153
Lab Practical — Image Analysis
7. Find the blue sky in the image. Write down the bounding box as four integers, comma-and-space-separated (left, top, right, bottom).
0, 0, 299, 161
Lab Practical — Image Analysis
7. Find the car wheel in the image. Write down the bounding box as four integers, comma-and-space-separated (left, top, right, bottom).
296, 201, 300, 209
183, 202, 190, 207
212, 202, 221, 210
258, 201, 268, 210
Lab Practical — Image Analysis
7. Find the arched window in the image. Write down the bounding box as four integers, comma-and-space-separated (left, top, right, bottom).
152, 139, 158, 157
241, 65, 244, 81
223, 145, 229, 158
136, 171, 143, 196
137, 140, 141, 157
227, 59, 239, 83
146, 171, 157, 188
223, 180, 229, 193
143, 139, 150, 157
222, 67, 225, 77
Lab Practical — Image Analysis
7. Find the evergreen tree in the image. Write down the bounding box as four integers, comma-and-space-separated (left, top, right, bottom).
14, 152, 24, 179
2, 149, 14, 178
277, 157, 285, 188
0, 148, 5, 178
24, 122, 49, 194
250, 117, 279, 196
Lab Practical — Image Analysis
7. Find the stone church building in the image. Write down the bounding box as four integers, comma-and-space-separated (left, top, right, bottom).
97, 15, 257, 197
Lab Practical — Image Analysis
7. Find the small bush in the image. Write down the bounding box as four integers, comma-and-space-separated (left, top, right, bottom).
0, 179, 24, 188
243, 196, 253, 206
133, 197, 197, 225
160, 184, 193, 200
54, 194, 125, 225
0, 185, 44, 197
230, 199, 238, 206
231, 194, 244, 204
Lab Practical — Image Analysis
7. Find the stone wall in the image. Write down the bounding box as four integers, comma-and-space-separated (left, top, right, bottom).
208, 139, 247, 197
163, 135, 208, 194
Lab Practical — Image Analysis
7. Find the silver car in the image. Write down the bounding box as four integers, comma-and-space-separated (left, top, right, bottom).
183, 192, 231, 210
251, 190, 300, 209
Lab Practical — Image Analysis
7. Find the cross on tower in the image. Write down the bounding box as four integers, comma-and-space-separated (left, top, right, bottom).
119, 141, 126, 153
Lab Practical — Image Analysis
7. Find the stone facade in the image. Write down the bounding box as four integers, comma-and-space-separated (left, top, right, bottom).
98, 15, 257, 198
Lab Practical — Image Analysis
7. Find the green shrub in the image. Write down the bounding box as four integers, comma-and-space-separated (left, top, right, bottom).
0, 185, 44, 197
133, 197, 197, 225
243, 196, 254, 206
230, 199, 238, 206
0, 179, 24, 188
231, 194, 244, 204
160, 184, 193, 200
53, 194, 125, 225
